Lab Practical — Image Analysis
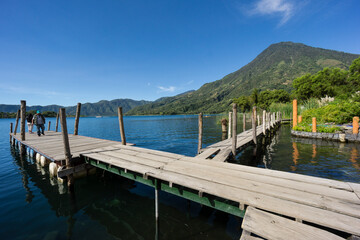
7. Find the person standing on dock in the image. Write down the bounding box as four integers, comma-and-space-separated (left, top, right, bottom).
32, 110, 46, 136
26, 112, 33, 134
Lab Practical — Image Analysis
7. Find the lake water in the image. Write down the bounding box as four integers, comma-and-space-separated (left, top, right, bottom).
1, 115, 359, 240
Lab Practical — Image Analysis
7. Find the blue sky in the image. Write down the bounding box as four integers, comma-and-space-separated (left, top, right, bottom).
0, 0, 359, 106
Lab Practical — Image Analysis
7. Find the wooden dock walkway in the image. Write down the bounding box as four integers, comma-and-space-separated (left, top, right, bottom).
9, 123, 360, 239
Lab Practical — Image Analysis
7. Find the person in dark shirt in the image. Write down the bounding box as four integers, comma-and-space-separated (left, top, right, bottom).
32, 110, 46, 136
26, 113, 33, 133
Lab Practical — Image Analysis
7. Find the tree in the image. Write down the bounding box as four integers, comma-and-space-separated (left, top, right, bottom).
233, 96, 251, 112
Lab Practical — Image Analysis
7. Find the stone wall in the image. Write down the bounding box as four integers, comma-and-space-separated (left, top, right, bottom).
291, 130, 360, 143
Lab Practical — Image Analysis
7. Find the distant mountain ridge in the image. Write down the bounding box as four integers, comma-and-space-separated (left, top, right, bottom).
127, 42, 359, 115
0, 99, 150, 116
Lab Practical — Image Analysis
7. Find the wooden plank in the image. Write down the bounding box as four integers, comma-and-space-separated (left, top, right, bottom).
162, 161, 360, 218
146, 170, 360, 236
348, 182, 360, 200
179, 158, 353, 192
195, 148, 221, 159
242, 206, 345, 240
211, 147, 232, 162
176, 159, 358, 203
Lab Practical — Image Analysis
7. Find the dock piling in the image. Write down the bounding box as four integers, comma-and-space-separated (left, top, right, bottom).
262, 110, 266, 135
197, 113, 203, 154
10, 122, 13, 143
243, 112, 246, 132
20, 100, 26, 154
14, 109, 20, 135
252, 106, 257, 145
118, 107, 126, 145
228, 112, 232, 139
232, 104, 237, 158
74, 103, 81, 135
59, 108, 74, 192
55, 109, 60, 132
48, 121, 51, 131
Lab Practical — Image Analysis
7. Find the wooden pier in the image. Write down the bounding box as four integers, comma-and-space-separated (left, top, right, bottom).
9, 111, 360, 239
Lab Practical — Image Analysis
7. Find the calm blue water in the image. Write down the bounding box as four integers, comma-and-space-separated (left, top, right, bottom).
0, 115, 359, 240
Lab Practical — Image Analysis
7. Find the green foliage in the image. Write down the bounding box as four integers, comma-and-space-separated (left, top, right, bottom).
233, 96, 251, 112
268, 102, 292, 119
251, 88, 259, 105
258, 89, 290, 109
293, 57, 360, 101
300, 97, 360, 124
299, 98, 320, 113
293, 123, 340, 133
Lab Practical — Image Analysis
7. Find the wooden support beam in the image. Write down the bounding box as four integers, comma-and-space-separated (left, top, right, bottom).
74, 102, 81, 135
252, 106, 257, 145
353, 117, 359, 134
55, 109, 60, 132
262, 110, 266, 135
243, 112, 246, 132
14, 109, 20, 135
10, 122, 13, 143
197, 113, 203, 154
118, 107, 126, 145
47, 121, 51, 131
293, 99, 298, 128
232, 103, 237, 158
59, 108, 74, 192
228, 112, 232, 139
20, 100, 26, 154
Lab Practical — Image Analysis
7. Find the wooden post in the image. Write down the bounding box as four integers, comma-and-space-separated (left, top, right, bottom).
228, 112, 232, 139
20, 100, 26, 141
262, 110, 266, 135
59, 108, 74, 192
10, 122, 13, 143
293, 99, 298, 128
298, 115, 302, 124
243, 113, 246, 132
353, 117, 359, 134
47, 121, 51, 131
197, 113, 203, 154
55, 109, 60, 132
232, 104, 237, 158
14, 109, 20, 135
257, 115, 260, 126
74, 103, 81, 135
312, 117, 317, 133
221, 118, 228, 133
252, 106, 257, 145
118, 107, 126, 145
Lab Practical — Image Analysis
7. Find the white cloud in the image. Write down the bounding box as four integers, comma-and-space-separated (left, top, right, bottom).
157, 86, 176, 93
251, 0, 294, 25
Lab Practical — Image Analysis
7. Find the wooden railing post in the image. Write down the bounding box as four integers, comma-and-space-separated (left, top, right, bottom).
243, 112, 246, 132
312, 117, 317, 133
257, 115, 260, 126
10, 122, 13, 143
197, 113, 203, 154
293, 99, 298, 129
55, 109, 60, 132
353, 117, 359, 134
262, 110, 266, 135
48, 121, 51, 131
252, 106, 257, 145
74, 103, 81, 135
118, 107, 126, 145
232, 104, 237, 158
59, 108, 74, 192
228, 112, 232, 139
14, 109, 20, 135
20, 100, 26, 141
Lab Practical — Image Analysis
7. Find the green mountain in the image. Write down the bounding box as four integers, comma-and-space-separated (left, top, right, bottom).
0, 99, 149, 116
127, 42, 359, 115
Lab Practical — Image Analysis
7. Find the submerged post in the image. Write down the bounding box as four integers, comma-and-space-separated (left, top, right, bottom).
55, 109, 60, 132
10, 123, 13, 143
232, 104, 237, 158
118, 107, 126, 145
14, 109, 20, 135
59, 108, 74, 192
48, 121, 51, 131
252, 106, 257, 145
312, 117, 317, 133
74, 103, 81, 135
353, 117, 359, 134
293, 99, 298, 129
197, 113, 203, 154
228, 112, 232, 139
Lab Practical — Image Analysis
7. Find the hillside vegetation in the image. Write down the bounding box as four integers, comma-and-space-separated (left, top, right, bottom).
127, 42, 359, 115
